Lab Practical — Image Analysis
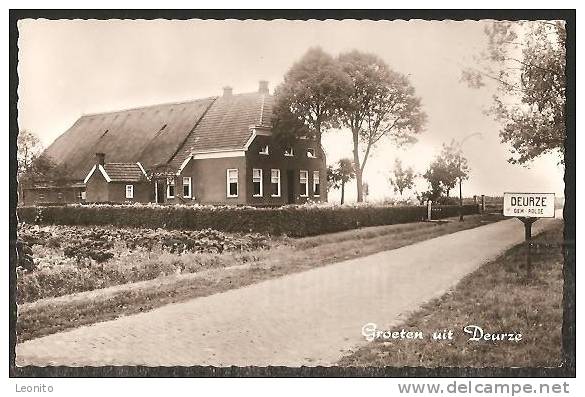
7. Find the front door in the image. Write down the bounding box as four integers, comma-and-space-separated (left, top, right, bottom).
156, 181, 165, 204
287, 170, 295, 204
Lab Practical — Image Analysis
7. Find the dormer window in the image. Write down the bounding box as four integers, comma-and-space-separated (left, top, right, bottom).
259, 145, 269, 155
284, 147, 294, 157
307, 148, 316, 158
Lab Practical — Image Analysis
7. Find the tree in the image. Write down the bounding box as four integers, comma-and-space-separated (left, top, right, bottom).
337, 50, 426, 202
389, 158, 415, 196
422, 141, 469, 200
272, 47, 350, 147
17, 130, 43, 178
17, 130, 67, 203
327, 158, 355, 205
462, 21, 565, 164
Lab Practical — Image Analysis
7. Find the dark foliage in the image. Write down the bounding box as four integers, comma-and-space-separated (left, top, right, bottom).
17, 204, 480, 238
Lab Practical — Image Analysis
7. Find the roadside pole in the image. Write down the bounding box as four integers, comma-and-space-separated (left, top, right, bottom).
519, 217, 537, 277
458, 176, 463, 221
427, 200, 432, 221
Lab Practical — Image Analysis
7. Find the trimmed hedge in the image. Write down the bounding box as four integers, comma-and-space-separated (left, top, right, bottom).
16, 204, 480, 237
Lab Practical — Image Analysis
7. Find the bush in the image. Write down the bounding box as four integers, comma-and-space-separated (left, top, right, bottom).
16, 241, 36, 272
63, 240, 115, 263
17, 203, 480, 237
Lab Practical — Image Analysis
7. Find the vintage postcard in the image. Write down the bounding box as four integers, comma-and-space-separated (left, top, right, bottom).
10, 10, 575, 379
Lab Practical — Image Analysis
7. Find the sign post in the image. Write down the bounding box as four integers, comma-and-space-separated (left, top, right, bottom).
503, 192, 555, 277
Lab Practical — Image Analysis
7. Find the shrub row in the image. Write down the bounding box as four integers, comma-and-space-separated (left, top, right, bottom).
17, 204, 480, 237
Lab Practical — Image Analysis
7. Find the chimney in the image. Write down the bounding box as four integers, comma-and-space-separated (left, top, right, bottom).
223, 86, 233, 97
95, 152, 105, 166
258, 80, 269, 94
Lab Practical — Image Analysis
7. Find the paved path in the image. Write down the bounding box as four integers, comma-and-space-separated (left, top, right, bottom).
16, 214, 560, 367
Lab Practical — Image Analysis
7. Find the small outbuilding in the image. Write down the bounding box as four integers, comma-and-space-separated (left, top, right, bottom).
20, 180, 86, 206
84, 153, 151, 203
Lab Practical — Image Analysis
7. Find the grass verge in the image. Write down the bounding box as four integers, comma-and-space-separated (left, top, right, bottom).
18, 213, 504, 342
338, 220, 564, 367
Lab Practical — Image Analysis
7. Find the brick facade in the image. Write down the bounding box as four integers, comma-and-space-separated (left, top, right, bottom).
158, 136, 326, 206
86, 168, 151, 203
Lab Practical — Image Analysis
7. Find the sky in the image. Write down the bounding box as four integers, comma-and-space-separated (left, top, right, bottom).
17, 19, 565, 203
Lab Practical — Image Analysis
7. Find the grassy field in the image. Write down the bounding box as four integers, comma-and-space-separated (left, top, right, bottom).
17, 213, 503, 342
338, 220, 564, 368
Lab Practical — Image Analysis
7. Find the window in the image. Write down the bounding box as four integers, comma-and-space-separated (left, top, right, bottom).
57, 192, 64, 201
183, 177, 192, 198
259, 145, 269, 155
307, 148, 316, 158
227, 169, 238, 197
271, 169, 281, 197
80, 191, 86, 200
38, 192, 45, 201
299, 170, 309, 197
125, 184, 134, 199
284, 147, 294, 157
313, 171, 321, 197
167, 177, 175, 198
252, 169, 263, 197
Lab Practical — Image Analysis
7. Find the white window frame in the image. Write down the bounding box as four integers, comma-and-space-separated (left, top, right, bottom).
271, 169, 281, 197
252, 168, 263, 197
284, 147, 294, 157
182, 177, 192, 198
125, 184, 134, 199
307, 148, 316, 158
259, 145, 269, 155
227, 169, 239, 198
166, 177, 175, 198
80, 191, 86, 200
299, 170, 309, 197
313, 171, 320, 197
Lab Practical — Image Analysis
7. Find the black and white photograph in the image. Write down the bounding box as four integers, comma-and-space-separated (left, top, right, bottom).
8, 8, 575, 386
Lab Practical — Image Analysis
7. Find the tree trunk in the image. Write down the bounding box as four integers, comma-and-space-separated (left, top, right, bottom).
315, 118, 322, 148
341, 181, 345, 205
355, 168, 363, 203
352, 128, 363, 202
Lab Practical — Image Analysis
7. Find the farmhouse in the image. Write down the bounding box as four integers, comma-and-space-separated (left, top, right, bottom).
23, 81, 327, 206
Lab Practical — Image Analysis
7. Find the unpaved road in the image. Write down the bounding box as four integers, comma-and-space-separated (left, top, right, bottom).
16, 214, 561, 366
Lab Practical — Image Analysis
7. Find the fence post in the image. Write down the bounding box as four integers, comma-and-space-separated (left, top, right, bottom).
481, 195, 486, 213
427, 200, 432, 221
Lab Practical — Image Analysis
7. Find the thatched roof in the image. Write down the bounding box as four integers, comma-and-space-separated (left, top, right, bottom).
43, 97, 215, 181
44, 89, 274, 181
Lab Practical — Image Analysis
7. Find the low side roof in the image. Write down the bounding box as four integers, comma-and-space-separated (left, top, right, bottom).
43, 97, 216, 181
103, 163, 147, 182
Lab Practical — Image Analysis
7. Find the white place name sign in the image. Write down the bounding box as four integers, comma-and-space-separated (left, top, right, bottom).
503, 192, 555, 218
